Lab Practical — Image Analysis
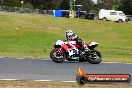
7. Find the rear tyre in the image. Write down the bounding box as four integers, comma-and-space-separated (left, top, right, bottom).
87, 50, 102, 64
103, 17, 107, 21
50, 49, 66, 63
118, 19, 123, 23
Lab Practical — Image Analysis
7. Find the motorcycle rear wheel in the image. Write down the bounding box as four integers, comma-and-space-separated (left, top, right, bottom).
50, 49, 66, 63
87, 50, 102, 64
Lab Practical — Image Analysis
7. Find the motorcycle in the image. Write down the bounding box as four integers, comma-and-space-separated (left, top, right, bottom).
50, 40, 102, 64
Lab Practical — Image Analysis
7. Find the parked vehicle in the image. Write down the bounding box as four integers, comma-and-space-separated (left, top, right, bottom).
50, 40, 102, 64
99, 9, 128, 22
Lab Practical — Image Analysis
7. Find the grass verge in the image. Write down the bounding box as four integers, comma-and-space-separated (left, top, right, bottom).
0, 81, 132, 88
0, 12, 132, 62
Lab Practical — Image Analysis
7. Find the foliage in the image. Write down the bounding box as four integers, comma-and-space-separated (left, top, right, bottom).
60, 0, 70, 10
119, 0, 132, 15
97, 0, 119, 10
0, 0, 132, 14
112, 5, 120, 10
96, 0, 132, 15
0, 0, 5, 6
3, 0, 22, 7
76, 0, 94, 12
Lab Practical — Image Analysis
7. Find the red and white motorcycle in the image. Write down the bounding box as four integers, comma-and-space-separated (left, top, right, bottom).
50, 40, 102, 64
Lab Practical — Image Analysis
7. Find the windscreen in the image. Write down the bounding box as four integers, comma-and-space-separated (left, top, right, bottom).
119, 13, 125, 16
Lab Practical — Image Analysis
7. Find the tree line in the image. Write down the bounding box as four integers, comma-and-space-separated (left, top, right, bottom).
0, 0, 131, 15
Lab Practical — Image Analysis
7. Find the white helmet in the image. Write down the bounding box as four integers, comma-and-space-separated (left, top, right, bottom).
66, 30, 78, 40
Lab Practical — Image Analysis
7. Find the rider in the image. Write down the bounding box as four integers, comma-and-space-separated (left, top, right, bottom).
66, 30, 89, 50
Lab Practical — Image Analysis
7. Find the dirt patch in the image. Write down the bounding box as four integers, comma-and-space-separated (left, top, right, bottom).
47, 26, 62, 30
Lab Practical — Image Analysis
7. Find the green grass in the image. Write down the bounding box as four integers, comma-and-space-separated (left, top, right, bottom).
0, 12, 132, 62
0, 80, 132, 88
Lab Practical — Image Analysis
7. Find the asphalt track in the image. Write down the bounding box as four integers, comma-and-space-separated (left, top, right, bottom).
0, 58, 132, 82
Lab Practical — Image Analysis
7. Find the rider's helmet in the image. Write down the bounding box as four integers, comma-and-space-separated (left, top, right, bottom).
66, 30, 78, 41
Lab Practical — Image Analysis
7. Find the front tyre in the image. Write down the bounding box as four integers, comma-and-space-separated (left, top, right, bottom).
87, 50, 102, 64
50, 49, 66, 63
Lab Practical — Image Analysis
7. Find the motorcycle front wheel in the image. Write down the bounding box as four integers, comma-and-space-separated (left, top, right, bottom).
50, 49, 66, 63
87, 50, 102, 64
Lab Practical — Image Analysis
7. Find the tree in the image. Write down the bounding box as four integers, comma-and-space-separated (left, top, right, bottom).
120, 0, 132, 15
25, 0, 62, 10
97, 0, 119, 10
51, 0, 62, 10
27, 0, 46, 9
3, 0, 23, 7
0, 0, 5, 6
60, 0, 69, 10
76, 0, 94, 12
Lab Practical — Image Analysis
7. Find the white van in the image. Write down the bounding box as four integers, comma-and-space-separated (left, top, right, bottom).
99, 9, 128, 22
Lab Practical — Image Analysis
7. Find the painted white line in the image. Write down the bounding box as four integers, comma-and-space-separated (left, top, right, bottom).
0, 79, 20, 81
103, 62, 132, 64
0, 79, 76, 83
34, 80, 53, 82
103, 62, 122, 63
17, 58, 25, 60
125, 63, 132, 64
61, 81, 76, 83
34, 80, 76, 83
